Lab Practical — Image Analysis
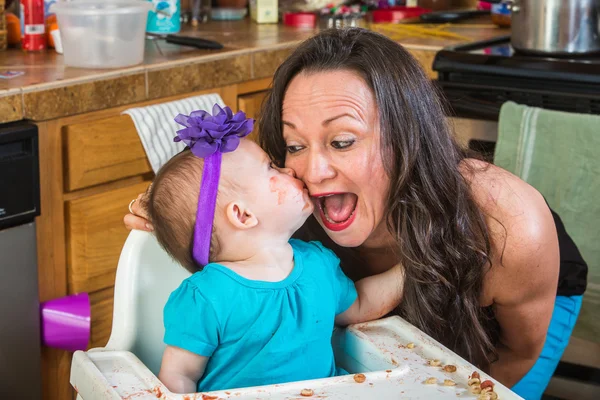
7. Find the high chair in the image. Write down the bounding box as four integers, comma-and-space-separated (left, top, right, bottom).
70, 230, 522, 399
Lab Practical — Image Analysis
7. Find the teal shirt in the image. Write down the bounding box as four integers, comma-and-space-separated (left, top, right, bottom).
163, 239, 358, 392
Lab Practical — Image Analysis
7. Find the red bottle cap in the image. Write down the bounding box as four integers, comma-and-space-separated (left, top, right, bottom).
283, 12, 317, 28
371, 7, 432, 24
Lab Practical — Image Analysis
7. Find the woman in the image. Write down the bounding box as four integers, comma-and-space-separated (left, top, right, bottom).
125, 28, 586, 399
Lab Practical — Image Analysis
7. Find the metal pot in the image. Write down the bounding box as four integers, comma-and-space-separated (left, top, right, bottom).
510, 0, 600, 55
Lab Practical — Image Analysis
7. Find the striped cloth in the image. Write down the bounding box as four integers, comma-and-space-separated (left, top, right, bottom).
123, 93, 225, 173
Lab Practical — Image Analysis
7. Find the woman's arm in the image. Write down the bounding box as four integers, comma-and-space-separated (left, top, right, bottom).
124, 192, 154, 231
335, 264, 403, 326
476, 170, 560, 387
158, 345, 208, 393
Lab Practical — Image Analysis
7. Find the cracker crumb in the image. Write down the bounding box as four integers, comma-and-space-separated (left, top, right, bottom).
468, 378, 481, 386
407, 342, 415, 349
385, 370, 392, 373
478, 393, 492, 400
428, 359, 441, 367
443, 379, 457, 386
469, 385, 482, 394
424, 377, 437, 385
480, 380, 495, 391
300, 388, 314, 397
443, 365, 457, 373
354, 373, 366, 383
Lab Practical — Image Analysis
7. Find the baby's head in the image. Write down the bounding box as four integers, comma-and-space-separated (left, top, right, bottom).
148, 138, 313, 273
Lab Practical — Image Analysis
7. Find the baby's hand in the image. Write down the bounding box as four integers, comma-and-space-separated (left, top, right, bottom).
158, 345, 208, 393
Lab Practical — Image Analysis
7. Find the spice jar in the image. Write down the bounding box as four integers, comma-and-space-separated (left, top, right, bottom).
491, 1, 511, 27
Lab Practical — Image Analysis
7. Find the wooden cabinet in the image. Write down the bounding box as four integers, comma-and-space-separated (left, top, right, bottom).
63, 116, 152, 191
238, 91, 268, 143
66, 181, 152, 294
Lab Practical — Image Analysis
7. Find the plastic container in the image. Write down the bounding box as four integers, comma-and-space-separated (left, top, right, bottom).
53, 0, 152, 69
210, 7, 247, 20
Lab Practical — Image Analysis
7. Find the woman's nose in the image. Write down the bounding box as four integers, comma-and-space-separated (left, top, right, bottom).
303, 150, 336, 184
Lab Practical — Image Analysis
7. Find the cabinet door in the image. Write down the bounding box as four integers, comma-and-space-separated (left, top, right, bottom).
89, 286, 115, 348
238, 91, 268, 143
66, 181, 151, 294
63, 115, 152, 192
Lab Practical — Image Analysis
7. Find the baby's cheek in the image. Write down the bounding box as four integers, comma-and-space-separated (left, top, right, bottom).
269, 176, 287, 205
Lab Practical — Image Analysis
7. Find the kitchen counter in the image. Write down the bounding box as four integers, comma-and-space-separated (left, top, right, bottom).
0, 18, 508, 123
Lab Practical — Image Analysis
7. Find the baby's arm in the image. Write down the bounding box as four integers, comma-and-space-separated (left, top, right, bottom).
159, 345, 208, 393
335, 264, 403, 326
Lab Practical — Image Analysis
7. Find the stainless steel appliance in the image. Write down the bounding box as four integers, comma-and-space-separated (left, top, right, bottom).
0, 122, 42, 399
510, 0, 600, 55
433, 36, 600, 158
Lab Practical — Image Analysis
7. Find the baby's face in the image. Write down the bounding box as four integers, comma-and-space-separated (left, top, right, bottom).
223, 139, 314, 235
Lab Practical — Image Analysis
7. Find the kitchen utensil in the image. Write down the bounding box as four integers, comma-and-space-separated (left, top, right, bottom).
509, 0, 600, 55
147, 33, 224, 50
419, 9, 490, 23
54, 0, 152, 68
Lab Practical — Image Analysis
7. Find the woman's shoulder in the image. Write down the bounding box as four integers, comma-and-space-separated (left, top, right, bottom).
460, 159, 560, 305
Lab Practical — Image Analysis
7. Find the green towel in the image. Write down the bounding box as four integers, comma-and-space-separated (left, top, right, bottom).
495, 101, 600, 343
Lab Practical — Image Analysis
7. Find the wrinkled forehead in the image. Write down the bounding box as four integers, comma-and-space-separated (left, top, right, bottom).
282, 70, 377, 126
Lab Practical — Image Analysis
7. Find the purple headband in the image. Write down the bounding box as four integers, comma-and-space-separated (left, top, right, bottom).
174, 104, 254, 266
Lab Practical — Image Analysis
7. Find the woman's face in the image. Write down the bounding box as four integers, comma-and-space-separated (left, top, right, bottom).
282, 70, 390, 248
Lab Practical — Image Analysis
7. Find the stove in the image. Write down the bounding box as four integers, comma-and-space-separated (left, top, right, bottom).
433, 36, 600, 121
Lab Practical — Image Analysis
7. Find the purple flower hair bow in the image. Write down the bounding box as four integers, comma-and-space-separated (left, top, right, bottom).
173, 104, 255, 267
174, 104, 254, 158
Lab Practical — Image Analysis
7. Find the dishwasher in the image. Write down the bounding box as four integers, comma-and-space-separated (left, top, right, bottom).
0, 121, 42, 399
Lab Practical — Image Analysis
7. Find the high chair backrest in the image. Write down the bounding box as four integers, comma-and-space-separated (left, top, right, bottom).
105, 230, 191, 375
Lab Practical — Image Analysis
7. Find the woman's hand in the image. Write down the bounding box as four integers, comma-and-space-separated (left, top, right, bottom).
124, 192, 154, 231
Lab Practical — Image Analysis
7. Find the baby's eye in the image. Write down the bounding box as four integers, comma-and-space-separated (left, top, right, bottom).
286, 145, 304, 154
331, 140, 355, 150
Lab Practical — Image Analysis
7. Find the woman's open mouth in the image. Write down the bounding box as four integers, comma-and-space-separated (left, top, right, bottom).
313, 192, 358, 232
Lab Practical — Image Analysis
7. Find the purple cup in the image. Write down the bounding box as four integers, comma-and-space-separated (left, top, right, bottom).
40, 293, 91, 352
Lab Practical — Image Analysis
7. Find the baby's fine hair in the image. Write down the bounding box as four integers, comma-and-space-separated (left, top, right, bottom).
148, 149, 222, 273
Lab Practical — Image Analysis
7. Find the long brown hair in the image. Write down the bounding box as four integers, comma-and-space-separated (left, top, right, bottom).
259, 28, 499, 368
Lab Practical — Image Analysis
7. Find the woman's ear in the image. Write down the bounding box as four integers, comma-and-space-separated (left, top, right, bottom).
225, 201, 258, 230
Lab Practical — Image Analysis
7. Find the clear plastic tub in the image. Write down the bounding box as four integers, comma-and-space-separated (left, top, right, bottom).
54, 0, 152, 69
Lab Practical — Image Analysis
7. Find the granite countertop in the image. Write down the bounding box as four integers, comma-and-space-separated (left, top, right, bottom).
0, 19, 508, 123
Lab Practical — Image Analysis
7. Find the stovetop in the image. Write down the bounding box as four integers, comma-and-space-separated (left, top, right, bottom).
433, 36, 600, 120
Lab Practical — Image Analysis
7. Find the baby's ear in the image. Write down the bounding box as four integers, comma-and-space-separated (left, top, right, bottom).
225, 201, 258, 230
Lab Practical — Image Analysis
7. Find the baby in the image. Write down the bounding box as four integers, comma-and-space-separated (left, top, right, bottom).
148, 105, 403, 394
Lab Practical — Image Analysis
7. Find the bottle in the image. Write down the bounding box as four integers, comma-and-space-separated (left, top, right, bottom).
147, 0, 182, 35
20, 0, 47, 51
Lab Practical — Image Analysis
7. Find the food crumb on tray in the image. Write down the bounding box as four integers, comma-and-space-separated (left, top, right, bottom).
443, 364, 457, 373
424, 377, 437, 385
428, 359, 441, 367
300, 388, 314, 397
443, 379, 457, 386
353, 373, 367, 383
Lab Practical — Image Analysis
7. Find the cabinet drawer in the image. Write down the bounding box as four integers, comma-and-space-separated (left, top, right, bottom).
238, 91, 268, 143
63, 115, 152, 191
89, 286, 114, 349
66, 181, 151, 294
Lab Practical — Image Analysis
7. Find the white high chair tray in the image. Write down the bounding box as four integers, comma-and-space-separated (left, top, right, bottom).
71, 316, 522, 399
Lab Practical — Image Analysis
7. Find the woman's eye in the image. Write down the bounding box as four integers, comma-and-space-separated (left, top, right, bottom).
286, 145, 304, 154
331, 140, 355, 150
